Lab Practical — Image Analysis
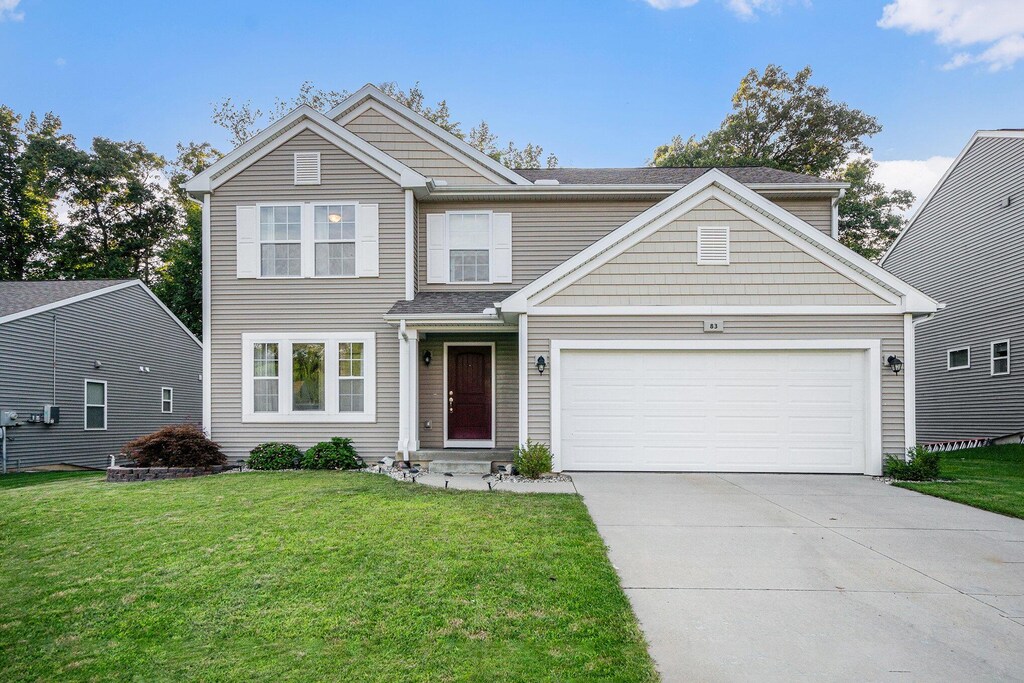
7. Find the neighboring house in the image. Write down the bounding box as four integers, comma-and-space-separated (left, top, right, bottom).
0, 280, 203, 470
185, 84, 937, 475
882, 130, 1024, 444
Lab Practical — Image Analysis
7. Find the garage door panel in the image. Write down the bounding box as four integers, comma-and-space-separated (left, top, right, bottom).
559, 348, 869, 473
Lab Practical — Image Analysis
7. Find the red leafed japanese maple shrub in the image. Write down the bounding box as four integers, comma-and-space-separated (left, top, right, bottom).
121, 423, 227, 467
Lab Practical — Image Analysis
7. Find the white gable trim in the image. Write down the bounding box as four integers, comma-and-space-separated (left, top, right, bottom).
183, 106, 427, 195
880, 130, 1024, 266
0, 280, 202, 350
329, 84, 531, 186
501, 169, 937, 314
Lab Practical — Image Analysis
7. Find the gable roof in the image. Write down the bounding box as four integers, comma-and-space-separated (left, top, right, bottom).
183, 105, 428, 196
501, 169, 938, 315
880, 129, 1024, 266
0, 279, 202, 348
515, 166, 844, 188
328, 84, 532, 186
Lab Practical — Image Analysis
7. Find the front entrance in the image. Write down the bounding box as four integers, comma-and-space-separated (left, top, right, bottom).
445, 343, 494, 447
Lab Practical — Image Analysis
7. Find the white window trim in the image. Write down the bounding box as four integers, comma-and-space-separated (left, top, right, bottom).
255, 201, 363, 280
257, 202, 303, 279
84, 379, 107, 431
697, 225, 731, 265
241, 332, 376, 423
312, 201, 359, 279
991, 340, 1010, 376
444, 210, 494, 285
947, 346, 971, 371
161, 387, 174, 414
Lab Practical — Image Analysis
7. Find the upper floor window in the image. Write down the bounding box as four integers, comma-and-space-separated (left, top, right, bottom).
449, 213, 491, 282
161, 387, 173, 413
992, 340, 1010, 376
84, 380, 107, 430
426, 211, 512, 285
314, 204, 356, 277
948, 347, 970, 371
260, 206, 302, 277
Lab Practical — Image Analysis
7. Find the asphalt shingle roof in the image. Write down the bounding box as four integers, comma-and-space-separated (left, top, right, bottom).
514, 166, 835, 186
386, 290, 518, 317
0, 280, 134, 318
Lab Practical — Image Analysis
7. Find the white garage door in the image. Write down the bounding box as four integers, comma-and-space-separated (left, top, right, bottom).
558, 348, 869, 473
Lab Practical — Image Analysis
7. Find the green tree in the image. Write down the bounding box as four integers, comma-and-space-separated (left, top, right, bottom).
211, 81, 557, 169
652, 65, 911, 258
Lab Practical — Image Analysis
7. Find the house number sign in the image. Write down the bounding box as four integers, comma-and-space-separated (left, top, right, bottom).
703, 319, 725, 333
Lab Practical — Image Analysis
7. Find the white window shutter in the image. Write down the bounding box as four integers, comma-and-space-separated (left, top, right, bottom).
236, 205, 258, 278
293, 152, 321, 185
491, 213, 513, 283
697, 226, 730, 265
356, 203, 379, 277
426, 214, 446, 283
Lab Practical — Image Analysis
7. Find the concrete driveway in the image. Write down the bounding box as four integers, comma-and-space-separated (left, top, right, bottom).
572, 473, 1024, 682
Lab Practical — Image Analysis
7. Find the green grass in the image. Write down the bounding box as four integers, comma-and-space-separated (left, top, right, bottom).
0, 471, 656, 682
0, 470, 100, 490
896, 443, 1024, 519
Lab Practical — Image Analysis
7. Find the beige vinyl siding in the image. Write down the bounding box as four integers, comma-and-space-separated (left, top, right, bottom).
542, 198, 888, 307
343, 107, 493, 185
526, 315, 906, 457
772, 196, 834, 236
416, 333, 518, 449
208, 129, 406, 462
417, 199, 655, 290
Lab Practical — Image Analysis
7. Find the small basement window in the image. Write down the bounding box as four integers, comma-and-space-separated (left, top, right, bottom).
992, 340, 1010, 376
947, 347, 970, 371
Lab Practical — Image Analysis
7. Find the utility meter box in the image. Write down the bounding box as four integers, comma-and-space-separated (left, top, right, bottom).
0, 410, 19, 427
43, 405, 60, 425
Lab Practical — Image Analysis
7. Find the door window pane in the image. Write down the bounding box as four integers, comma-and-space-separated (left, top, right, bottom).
292, 343, 325, 411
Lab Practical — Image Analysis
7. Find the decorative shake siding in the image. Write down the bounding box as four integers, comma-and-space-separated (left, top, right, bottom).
772, 196, 833, 236
526, 315, 906, 457
883, 134, 1024, 441
416, 333, 518, 449
342, 107, 494, 185
541, 199, 888, 307
0, 286, 202, 470
208, 129, 406, 461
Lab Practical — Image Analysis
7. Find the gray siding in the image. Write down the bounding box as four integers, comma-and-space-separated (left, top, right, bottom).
526, 315, 906, 458
884, 135, 1024, 441
416, 333, 518, 449
772, 196, 833, 236
208, 129, 406, 462
0, 285, 202, 470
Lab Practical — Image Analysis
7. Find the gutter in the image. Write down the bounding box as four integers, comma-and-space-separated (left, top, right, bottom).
420, 182, 848, 201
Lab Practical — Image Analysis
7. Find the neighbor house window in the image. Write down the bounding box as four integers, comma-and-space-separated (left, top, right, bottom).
161, 387, 173, 413
84, 380, 107, 430
992, 340, 1010, 376
259, 206, 302, 277
314, 204, 356, 277
242, 333, 376, 422
448, 212, 491, 282
948, 347, 970, 371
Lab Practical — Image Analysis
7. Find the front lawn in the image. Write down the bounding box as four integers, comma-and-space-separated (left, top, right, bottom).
895, 443, 1024, 519
0, 471, 656, 682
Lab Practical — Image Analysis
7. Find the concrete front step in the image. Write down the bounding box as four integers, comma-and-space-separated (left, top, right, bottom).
428, 459, 493, 475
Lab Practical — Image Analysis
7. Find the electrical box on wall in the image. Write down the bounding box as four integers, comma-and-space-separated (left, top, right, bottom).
43, 405, 60, 425
0, 410, 19, 427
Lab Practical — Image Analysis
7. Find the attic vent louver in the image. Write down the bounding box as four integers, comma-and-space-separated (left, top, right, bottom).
294, 152, 321, 185
697, 226, 730, 265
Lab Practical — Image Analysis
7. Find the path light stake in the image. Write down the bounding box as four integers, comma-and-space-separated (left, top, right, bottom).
444, 472, 453, 489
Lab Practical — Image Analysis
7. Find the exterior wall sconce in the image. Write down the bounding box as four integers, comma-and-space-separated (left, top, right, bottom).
886, 355, 904, 375
536, 355, 547, 374
422, 350, 432, 366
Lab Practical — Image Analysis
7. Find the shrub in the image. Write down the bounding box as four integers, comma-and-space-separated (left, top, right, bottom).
513, 440, 553, 479
121, 423, 226, 468
883, 444, 941, 481
247, 442, 303, 470
300, 437, 361, 470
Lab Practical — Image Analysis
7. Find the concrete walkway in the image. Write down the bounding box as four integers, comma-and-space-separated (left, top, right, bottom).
572, 473, 1024, 682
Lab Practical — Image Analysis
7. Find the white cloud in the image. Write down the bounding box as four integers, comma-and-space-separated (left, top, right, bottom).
0, 0, 23, 21
879, 0, 1024, 71
55, 57, 67, 67
872, 155, 955, 216
641, 0, 793, 18
643, 0, 699, 8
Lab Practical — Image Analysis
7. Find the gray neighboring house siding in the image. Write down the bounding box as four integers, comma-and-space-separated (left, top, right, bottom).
883, 133, 1024, 442
0, 283, 202, 470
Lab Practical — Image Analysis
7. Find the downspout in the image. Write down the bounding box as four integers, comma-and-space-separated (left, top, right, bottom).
52, 313, 57, 404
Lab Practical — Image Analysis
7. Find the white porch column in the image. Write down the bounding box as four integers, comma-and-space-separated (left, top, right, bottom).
408, 329, 420, 452
518, 313, 529, 446
397, 321, 411, 460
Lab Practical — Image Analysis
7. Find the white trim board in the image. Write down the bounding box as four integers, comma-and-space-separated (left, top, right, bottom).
442, 341, 497, 449
548, 338, 883, 476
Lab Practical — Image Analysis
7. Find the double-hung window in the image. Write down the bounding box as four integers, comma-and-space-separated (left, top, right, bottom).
161, 387, 173, 413
259, 206, 302, 277
448, 212, 491, 283
243, 333, 376, 422
84, 380, 107, 430
314, 204, 356, 277
992, 340, 1010, 376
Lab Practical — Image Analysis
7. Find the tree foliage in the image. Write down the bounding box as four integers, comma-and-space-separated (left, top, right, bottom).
652, 65, 912, 259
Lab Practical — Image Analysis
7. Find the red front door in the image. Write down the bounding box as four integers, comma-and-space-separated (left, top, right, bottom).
447, 345, 492, 442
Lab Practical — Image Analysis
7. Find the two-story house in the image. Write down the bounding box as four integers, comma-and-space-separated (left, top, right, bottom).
184, 84, 937, 474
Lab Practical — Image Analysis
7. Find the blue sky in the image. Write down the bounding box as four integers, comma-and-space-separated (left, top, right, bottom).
1, 0, 1021, 204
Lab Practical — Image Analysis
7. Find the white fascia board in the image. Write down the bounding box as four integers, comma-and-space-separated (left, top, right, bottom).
422, 182, 846, 201
328, 84, 531, 186
529, 305, 905, 316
